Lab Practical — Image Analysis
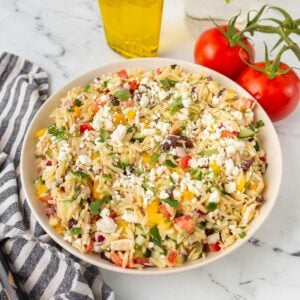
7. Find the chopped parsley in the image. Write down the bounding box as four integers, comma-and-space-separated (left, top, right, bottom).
149, 226, 162, 246
161, 197, 179, 209
70, 227, 82, 235
114, 90, 131, 101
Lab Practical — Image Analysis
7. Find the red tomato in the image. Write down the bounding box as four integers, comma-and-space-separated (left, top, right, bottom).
42, 195, 53, 203
85, 241, 93, 253
240, 97, 255, 111
159, 204, 172, 218
91, 102, 100, 113
79, 123, 93, 133
129, 80, 139, 92
117, 69, 128, 78
179, 155, 192, 169
237, 62, 300, 121
205, 242, 221, 252
221, 130, 238, 138
134, 257, 150, 265
46, 160, 52, 166
194, 25, 255, 80
174, 215, 195, 233
124, 101, 135, 107
167, 251, 178, 264
110, 253, 123, 267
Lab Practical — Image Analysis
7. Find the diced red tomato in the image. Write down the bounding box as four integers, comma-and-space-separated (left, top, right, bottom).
91, 215, 100, 222
259, 156, 267, 163
117, 69, 128, 78
240, 97, 255, 111
110, 252, 123, 267
85, 240, 93, 253
43, 195, 53, 203
109, 211, 118, 219
129, 80, 139, 92
134, 257, 150, 265
205, 242, 221, 252
167, 251, 177, 264
124, 101, 135, 108
174, 215, 195, 233
91, 102, 100, 113
79, 123, 93, 133
46, 161, 52, 166
179, 155, 192, 169
221, 130, 238, 138
155, 68, 162, 74
160, 204, 172, 218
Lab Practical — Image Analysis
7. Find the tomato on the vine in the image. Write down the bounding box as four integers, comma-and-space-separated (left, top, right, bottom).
237, 62, 300, 121
194, 25, 255, 80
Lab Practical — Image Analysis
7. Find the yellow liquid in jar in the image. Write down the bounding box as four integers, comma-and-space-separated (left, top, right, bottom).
98, 0, 163, 58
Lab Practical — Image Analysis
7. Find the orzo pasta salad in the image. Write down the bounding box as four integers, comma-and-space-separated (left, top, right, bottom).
34, 65, 267, 269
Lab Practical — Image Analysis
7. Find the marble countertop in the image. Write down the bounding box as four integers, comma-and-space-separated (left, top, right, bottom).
1, 0, 299, 299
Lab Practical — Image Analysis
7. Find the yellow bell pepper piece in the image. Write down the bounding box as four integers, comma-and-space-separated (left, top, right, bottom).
114, 113, 127, 126
209, 160, 220, 175
126, 109, 136, 120
117, 220, 129, 237
237, 174, 246, 191
158, 219, 171, 231
182, 190, 194, 201
145, 198, 160, 215
148, 213, 165, 225
92, 181, 102, 199
73, 106, 81, 117
142, 154, 151, 164
36, 184, 47, 197
34, 128, 47, 138
54, 223, 64, 234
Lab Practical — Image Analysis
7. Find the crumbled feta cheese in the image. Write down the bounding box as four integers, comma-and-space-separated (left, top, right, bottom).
159, 190, 169, 199
140, 94, 150, 107
202, 113, 214, 126
209, 190, 220, 203
57, 140, 71, 161
111, 125, 127, 144
232, 111, 243, 121
225, 182, 236, 194
100, 208, 110, 218
77, 154, 91, 165
96, 217, 117, 233
158, 90, 168, 100
122, 210, 139, 223
225, 159, 234, 176
182, 97, 192, 108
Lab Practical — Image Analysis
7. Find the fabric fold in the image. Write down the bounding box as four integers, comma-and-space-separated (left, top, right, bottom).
0, 52, 114, 300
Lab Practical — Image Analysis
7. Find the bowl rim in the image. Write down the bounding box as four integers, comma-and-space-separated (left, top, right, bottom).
20, 57, 282, 275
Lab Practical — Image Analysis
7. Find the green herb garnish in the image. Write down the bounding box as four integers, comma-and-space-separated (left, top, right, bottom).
48, 124, 69, 140
74, 99, 82, 107
199, 149, 218, 156
254, 140, 260, 151
99, 128, 110, 143
89, 199, 105, 215
72, 171, 90, 179
149, 226, 162, 246
206, 202, 218, 212
161, 197, 179, 209
102, 174, 112, 181
239, 232, 247, 239
83, 85, 92, 93
256, 120, 265, 128
170, 96, 182, 115
150, 151, 161, 164
114, 89, 131, 101
191, 169, 202, 180
70, 227, 82, 235
165, 159, 177, 168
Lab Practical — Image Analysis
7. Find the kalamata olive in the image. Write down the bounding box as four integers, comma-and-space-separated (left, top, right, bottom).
165, 189, 174, 199
241, 157, 254, 171
256, 195, 265, 203
68, 218, 78, 228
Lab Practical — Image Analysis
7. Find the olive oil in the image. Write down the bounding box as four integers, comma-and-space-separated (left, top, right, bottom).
98, 0, 163, 58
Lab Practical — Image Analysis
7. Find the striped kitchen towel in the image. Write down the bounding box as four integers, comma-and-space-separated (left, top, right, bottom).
0, 52, 114, 300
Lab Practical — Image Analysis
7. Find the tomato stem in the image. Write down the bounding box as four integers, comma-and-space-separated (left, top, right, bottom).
221, 5, 300, 77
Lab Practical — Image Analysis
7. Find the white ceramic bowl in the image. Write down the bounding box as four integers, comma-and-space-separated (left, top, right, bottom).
20, 58, 282, 275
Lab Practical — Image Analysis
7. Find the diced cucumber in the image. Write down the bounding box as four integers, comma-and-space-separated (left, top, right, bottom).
238, 128, 256, 138
132, 133, 145, 142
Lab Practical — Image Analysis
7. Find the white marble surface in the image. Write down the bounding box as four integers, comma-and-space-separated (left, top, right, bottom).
1, 0, 300, 299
